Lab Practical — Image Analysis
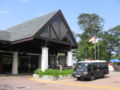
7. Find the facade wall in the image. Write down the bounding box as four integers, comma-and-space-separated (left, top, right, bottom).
0, 53, 39, 74
0, 54, 12, 74
0, 51, 72, 74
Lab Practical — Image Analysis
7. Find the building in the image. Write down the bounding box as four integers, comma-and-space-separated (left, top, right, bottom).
0, 10, 77, 74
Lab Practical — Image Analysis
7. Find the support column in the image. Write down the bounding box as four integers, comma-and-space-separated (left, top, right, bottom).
41, 47, 48, 71
38, 54, 41, 68
12, 51, 18, 74
66, 50, 73, 66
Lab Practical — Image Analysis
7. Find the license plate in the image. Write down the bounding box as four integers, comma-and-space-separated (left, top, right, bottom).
76, 75, 81, 77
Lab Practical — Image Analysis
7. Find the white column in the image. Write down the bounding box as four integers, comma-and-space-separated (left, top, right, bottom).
41, 47, 48, 71
38, 54, 41, 68
66, 50, 73, 66
12, 51, 18, 74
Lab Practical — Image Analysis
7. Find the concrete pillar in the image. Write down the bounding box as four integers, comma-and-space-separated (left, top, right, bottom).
66, 50, 73, 66
12, 51, 18, 74
41, 47, 48, 71
38, 54, 41, 68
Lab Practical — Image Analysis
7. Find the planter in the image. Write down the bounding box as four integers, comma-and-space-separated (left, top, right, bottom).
33, 74, 73, 81
58, 75, 73, 80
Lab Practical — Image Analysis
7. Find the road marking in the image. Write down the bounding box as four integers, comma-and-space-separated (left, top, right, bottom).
0, 76, 11, 78
29, 78, 120, 90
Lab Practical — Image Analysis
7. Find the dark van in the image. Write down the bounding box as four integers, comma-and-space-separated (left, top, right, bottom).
73, 60, 109, 80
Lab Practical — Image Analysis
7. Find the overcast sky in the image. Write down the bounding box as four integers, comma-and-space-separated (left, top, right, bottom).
0, 0, 120, 34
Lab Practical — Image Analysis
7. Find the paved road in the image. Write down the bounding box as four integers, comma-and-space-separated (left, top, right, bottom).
0, 72, 120, 90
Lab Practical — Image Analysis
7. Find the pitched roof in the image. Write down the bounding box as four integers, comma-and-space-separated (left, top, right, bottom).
5, 10, 59, 41
0, 10, 77, 48
0, 31, 10, 41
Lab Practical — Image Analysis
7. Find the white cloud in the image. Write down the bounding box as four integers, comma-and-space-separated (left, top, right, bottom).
0, 10, 10, 14
19, 0, 29, 3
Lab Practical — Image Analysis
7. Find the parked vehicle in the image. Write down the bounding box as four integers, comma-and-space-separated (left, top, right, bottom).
73, 60, 109, 80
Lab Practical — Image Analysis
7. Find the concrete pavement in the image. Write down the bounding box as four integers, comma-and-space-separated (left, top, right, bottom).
0, 72, 120, 90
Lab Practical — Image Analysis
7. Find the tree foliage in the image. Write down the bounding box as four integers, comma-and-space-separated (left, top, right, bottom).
76, 13, 118, 61
109, 25, 120, 57
78, 13, 104, 37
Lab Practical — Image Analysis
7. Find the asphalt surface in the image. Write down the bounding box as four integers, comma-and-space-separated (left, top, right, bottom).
0, 72, 120, 90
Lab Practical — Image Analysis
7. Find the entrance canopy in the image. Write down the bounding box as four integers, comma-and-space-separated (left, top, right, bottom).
0, 10, 77, 54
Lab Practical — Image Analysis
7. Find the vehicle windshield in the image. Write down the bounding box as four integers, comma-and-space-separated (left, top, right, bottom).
76, 63, 88, 68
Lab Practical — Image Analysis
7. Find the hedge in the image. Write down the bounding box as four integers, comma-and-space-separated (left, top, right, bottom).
34, 69, 73, 77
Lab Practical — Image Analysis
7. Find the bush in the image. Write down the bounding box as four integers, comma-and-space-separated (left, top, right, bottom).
61, 69, 73, 76
34, 68, 42, 77
34, 69, 73, 77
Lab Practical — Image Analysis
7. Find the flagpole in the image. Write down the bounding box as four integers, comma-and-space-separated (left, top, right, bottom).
88, 36, 97, 60
98, 41, 99, 60
94, 43, 96, 60
94, 35, 97, 60
94, 43, 95, 60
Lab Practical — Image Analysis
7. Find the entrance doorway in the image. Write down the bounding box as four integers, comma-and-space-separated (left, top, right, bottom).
18, 55, 39, 74
0, 55, 12, 74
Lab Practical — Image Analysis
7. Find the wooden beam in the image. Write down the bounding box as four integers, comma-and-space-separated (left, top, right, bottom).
50, 24, 59, 40
11, 37, 34, 44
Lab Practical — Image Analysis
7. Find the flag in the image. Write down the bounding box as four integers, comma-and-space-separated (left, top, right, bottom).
92, 38, 98, 44
88, 36, 95, 42
88, 36, 99, 44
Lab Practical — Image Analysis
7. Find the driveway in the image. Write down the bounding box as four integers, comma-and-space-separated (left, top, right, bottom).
0, 72, 120, 90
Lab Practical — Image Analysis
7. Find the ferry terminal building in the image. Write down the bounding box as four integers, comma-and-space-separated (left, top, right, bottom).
0, 10, 77, 74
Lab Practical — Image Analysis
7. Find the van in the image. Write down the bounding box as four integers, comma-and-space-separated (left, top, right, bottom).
73, 60, 109, 80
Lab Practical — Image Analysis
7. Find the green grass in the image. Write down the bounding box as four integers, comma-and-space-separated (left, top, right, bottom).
34, 69, 73, 77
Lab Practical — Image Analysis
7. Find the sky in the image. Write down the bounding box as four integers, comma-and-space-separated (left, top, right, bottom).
0, 0, 120, 34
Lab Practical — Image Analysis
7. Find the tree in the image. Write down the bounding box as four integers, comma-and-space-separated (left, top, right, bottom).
76, 13, 120, 61
109, 25, 120, 58
76, 13, 108, 61
78, 13, 104, 37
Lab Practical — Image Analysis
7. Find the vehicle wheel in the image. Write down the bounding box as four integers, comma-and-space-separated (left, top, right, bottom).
101, 75, 105, 78
90, 75, 95, 80
100, 73, 105, 78
77, 77, 81, 80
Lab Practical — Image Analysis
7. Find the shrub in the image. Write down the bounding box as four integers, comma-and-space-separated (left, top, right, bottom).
34, 69, 73, 77
61, 69, 73, 76
34, 68, 42, 77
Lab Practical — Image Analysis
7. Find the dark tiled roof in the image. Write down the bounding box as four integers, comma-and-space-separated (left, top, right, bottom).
4, 10, 59, 41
